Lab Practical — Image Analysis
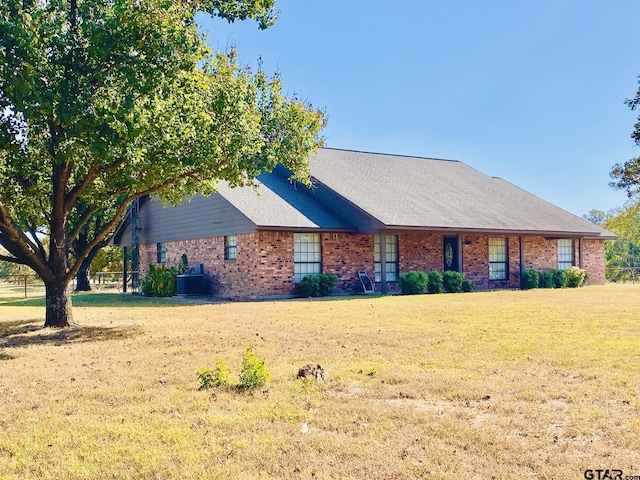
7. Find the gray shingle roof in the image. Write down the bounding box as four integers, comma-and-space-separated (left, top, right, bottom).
307, 148, 615, 238
215, 164, 352, 230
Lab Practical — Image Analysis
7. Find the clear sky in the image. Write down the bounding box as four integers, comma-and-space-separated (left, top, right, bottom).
197, 0, 640, 217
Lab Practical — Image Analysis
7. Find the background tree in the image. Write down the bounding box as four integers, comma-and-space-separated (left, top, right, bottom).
610, 75, 640, 196
0, 0, 326, 327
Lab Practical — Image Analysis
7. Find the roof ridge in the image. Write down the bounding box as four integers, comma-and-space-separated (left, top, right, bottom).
319, 147, 460, 163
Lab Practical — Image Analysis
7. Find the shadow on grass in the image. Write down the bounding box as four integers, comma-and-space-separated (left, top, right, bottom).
0, 292, 211, 308
0, 318, 142, 352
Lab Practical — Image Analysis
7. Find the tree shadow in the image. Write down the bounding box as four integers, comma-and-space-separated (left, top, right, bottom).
0, 319, 142, 352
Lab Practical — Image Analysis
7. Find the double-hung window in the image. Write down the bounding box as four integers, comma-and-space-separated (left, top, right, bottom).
225, 235, 237, 260
374, 234, 398, 282
294, 233, 321, 283
156, 243, 166, 264
558, 239, 573, 270
488, 237, 508, 280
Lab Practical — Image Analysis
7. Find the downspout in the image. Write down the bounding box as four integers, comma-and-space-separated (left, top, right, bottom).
578, 238, 584, 268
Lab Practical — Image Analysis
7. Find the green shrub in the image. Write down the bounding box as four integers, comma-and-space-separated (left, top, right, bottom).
140, 264, 178, 297
551, 269, 566, 288
398, 271, 428, 294
297, 275, 320, 297
318, 274, 339, 296
521, 269, 539, 290
564, 266, 586, 288
298, 274, 339, 297
197, 358, 231, 390
461, 278, 474, 292
427, 270, 443, 294
442, 270, 463, 293
539, 270, 554, 289
239, 345, 271, 390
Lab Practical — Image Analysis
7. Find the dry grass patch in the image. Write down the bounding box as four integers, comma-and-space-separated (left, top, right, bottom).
0, 285, 639, 479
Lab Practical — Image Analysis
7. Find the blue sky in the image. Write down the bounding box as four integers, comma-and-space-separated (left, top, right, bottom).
198, 0, 640, 217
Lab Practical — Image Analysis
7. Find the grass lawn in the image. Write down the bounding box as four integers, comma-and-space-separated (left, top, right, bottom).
0, 284, 639, 479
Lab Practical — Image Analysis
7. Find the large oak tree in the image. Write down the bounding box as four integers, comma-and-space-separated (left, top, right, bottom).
611, 76, 640, 196
0, 0, 326, 327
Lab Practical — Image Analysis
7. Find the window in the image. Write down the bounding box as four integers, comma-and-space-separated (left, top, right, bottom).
294, 233, 321, 283
156, 243, 166, 264
558, 239, 573, 270
488, 237, 508, 280
225, 235, 237, 260
375, 234, 398, 282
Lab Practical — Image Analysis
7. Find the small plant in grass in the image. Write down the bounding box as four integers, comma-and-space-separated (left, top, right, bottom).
398, 271, 428, 294
366, 367, 378, 377
442, 270, 463, 293
239, 345, 271, 390
461, 278, 474, 292
564, 266, 586, 288
521, 269, 539, 290
197, 358, 231, 390
427, 270, 443, 293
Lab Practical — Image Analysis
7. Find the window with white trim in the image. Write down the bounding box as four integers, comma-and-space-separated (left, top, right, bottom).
374, 234, 398, 282
488, 237, 508, 280
294, 233, 321, 283
225, 235, 237, 260
558, 239, 573, 270
156, 243, 166, 264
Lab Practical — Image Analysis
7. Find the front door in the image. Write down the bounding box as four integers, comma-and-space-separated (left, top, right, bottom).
443, 236, 460, 272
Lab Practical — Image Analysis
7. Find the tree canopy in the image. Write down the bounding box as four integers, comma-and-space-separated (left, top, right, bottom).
0, 0, 326, 326
610, 75, 640, 196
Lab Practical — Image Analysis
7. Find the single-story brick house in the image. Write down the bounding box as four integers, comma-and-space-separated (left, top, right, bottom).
113, 148, 615, 298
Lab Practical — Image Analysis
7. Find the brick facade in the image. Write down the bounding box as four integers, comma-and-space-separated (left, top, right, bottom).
139, 231, 607, 299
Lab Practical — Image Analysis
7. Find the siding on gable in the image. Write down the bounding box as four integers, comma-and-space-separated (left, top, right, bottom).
118, 194, 257, 246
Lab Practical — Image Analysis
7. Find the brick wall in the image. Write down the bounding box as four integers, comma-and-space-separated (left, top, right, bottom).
138, 231, 607, 299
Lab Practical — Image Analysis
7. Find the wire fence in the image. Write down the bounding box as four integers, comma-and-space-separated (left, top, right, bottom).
0, 272, 139, 299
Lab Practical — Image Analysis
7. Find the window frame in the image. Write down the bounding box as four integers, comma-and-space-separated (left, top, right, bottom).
488, 237, 508, 281
557, 239, 574, 270
374, 234, 398, 282
156, 242, 166, 264
224, 235, 237, 261
294, 233, 322, 283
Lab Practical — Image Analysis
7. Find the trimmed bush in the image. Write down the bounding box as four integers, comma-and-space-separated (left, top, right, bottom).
461, 278, 474, 292
398, 271, 428, 295
539, 270, 554, 289
141, 264, 178, 297
427, 270, 443, 294
551, 269, 566, 288
297, 274, 338, 297
442, 270, 463, 293
564, 266, 586, 288
297, 275, 320, 297
521, 269, 539, 290
318, 274, 339, 296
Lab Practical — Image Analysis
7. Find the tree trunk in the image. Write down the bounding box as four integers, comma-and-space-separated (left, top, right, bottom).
45, 282, 74, 328
75, 259, 92, 292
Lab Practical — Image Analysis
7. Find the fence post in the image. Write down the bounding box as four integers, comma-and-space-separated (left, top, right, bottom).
24, 274, 27, 298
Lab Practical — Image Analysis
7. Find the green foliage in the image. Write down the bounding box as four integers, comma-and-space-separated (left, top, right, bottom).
551, 269, 566, 288
564, 266, 586, 288
239, 345, 271, 390
297, 275, 320, 297
140, 265, 178, 297
297, 274, 338, 297
521, 269, 539, 290
197, 359, 231, 390
461, 278, 475, 292
398, 271, 428, 295
538, 270, 554, 289
442, 271, 463, 293
610, 76, 640, 197
427, 271, 444, 294
318, 274, 339, 296
0, 0, 326, 326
